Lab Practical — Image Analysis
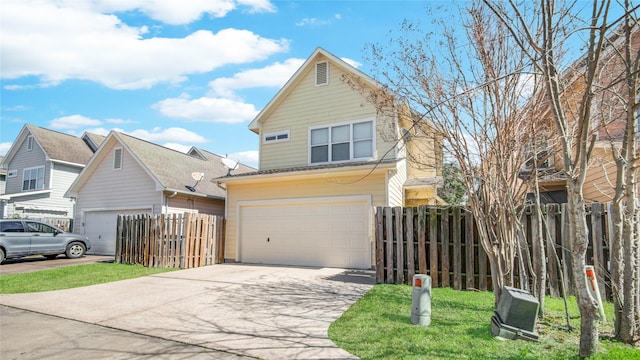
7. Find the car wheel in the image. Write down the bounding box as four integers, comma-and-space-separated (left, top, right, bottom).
0, 248, 5, 264
45, 254, 58, 260
65, 242, 86, 259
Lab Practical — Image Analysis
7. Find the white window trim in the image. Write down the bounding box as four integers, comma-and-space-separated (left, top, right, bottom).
113, 147, 123, 170
22, 166, 45, 191
315, 61, 329, 86
27, 135, 34, 151
308, 118, 376, 165
263, 130, 291, 144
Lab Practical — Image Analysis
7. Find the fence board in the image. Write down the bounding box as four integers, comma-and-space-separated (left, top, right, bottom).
453, 208, 462, 290
418, 206, 428, 275
395, 207, 404, 284
375, 208, 384, 282
465, 211, 475, 290
547, 204, 560, 297
429, 207, 438, 287
384, 207, 394, 283
406, 207, 415, 281
441, 208, 450, 288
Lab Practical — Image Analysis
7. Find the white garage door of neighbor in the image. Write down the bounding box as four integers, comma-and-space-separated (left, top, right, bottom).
240, 199, 371, 269
84, 210, 148, 255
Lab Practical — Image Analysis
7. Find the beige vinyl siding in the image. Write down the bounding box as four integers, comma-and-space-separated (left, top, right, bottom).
584, 147, 617, 203
259, 55, 398, 170
387, 160, 406, 207
73, 143, 159, 232
225, 172, 388, 260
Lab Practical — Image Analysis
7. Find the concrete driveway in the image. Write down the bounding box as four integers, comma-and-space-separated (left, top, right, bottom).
0, 264, 375, 359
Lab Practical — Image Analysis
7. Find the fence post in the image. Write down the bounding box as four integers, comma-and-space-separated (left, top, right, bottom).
406, 207, 415, 283
375, 207, 384, 283
428, 207, 438, 287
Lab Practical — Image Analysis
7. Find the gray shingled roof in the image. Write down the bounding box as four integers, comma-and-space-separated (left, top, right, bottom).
28, 125, 95, 165
116, 132, 254, 197
219, 158, 398, 180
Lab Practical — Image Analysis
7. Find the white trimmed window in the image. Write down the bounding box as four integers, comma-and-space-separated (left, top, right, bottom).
22, 166, 44, 191
316, 61, 328, 86
27, 135, 34, 151
310, 120, 374, 164
113, 148, 123, 170
263, 130, 290, 144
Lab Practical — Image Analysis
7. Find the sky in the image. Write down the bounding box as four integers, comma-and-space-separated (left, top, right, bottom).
0, 0, 438, 169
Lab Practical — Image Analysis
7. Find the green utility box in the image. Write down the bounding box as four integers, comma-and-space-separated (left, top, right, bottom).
490, 286, 539, 341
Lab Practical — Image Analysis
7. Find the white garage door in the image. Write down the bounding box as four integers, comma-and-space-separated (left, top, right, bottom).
240, 198, 371, 269
84, 210, 149, 255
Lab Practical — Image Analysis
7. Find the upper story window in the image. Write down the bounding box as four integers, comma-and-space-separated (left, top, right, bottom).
23, 166, 45, 191
27, 135, 34, 151
263, 130, 290, 144
113, 148, 123, 170
310, 120, 374, 164
316, 61, 328, 86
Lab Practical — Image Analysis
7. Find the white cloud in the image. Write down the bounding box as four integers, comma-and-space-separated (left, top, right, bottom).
0, 142, 13, 157
128, 127, 207, 144
208, 58, 304, 98
91, 0, 275, 24
341, 57, 362, 69
163, 143, 193, 153
49, 115, 102, 129
153, 95, 259, 123
295, 13, 341, 27
1, 0, 288, 89
296, 18, 330, 27
227, 150, 259, 168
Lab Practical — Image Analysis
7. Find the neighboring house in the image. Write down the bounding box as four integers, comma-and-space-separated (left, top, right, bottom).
218, 47, 444, 269
528, 26, 639, 204
0, 125, 101, 221
66, 131, 254, 255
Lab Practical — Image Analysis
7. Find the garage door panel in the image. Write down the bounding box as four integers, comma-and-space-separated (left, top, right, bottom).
240, 199, 370, 269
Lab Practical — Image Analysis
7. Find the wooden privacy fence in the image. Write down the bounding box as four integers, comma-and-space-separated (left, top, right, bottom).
116, 213, 225, 268
376, 203, 616, 300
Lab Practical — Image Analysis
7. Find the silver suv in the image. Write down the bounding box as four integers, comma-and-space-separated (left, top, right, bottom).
0, 219, 92, 264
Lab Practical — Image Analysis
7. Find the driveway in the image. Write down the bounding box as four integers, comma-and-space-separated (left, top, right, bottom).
0, 264, 375, 359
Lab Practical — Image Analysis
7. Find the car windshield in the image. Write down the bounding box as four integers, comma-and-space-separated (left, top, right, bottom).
25, 222, 58, 233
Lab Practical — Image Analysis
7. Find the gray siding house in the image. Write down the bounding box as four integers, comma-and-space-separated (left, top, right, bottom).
0, 125, 102, 223
66, 131, 253, 255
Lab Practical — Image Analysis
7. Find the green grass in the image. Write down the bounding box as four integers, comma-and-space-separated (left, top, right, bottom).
329, 285, 639, 360
0, 263, 178, 294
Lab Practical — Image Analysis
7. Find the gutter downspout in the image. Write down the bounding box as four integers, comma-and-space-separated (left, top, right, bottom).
165, 191, 178, 215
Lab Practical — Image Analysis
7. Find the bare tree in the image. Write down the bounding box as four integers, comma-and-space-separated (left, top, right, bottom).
483, 0, 629, 356
595, 4, 640, 343
353, 1, 540, 304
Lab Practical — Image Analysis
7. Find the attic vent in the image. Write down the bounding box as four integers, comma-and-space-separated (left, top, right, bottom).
316, 61, 328, 86
114, 148, 122, 170
27, 135, 34, 151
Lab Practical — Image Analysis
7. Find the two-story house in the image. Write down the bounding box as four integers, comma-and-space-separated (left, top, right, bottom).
218, 47, 444, 269
530, 26, 639, 204
0, 125, 102, 222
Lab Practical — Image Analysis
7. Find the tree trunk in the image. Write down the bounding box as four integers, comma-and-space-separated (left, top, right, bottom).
567, 183, 600, 356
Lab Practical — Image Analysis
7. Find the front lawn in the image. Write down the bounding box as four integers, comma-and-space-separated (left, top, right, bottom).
329, 285, 638, 359
0, 263, 178, 294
